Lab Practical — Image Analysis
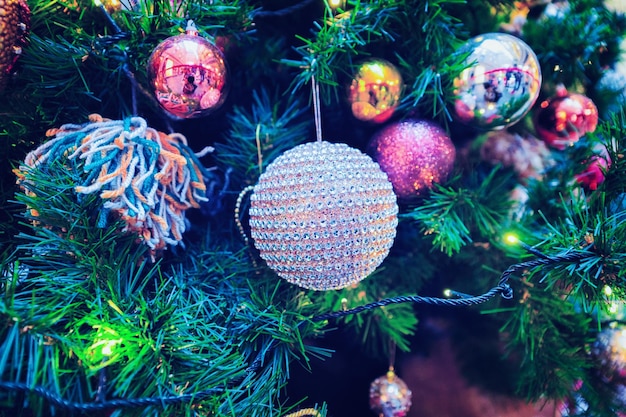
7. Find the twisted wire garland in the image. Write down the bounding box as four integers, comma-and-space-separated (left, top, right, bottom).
0, 381, 224, 412
310, 250, 592, 323
0, 248, 593, 413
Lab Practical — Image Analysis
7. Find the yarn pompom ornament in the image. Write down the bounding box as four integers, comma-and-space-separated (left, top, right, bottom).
147, 21, 229, 119
452, 32, 541, 130
534, 88, 599, 150
15, 114, 209, 256
369, 369, 412, 417
0, 0, 30, 91
367, 119, 456, 201
480, 130, 553, 183
348, 59, 403, 124
249, 141, 398, 291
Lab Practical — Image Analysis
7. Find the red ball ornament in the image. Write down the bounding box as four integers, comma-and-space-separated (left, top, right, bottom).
534, 88, 599, 150
575, 144, 611, 191
368, 119, 456, 200
147, 21, 229, 119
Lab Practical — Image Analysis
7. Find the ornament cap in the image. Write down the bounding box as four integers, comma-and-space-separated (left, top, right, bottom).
555, 83, 569, 97
185, 20, 199, 36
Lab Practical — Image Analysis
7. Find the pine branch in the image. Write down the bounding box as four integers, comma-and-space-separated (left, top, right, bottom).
212, 88, 312, 188
282, 0, 399, 102
403, 167, 515, 256
490, 280, 624, 417
2, 159, 328, 416
311, 272, 419, 355
515, 115, 626, 314
494, 282, 594, 402
522, 0, 626, 90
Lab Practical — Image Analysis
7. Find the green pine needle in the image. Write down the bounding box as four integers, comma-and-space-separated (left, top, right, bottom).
403, 167, 514, 256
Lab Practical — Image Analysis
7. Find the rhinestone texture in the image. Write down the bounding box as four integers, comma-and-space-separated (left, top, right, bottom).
249, 141, 399, 291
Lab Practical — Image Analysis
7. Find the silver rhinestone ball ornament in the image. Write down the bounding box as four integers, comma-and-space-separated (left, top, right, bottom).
249, 141, 399, 291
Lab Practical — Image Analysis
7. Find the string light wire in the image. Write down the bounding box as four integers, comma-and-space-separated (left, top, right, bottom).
0, 248, 593, 413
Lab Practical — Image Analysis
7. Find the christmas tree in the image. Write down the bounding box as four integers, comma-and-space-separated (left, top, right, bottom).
1, 0, 626, 416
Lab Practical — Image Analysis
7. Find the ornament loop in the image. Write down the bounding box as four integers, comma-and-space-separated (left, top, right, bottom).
500, 283, 514, 300
185, 20, 199, 36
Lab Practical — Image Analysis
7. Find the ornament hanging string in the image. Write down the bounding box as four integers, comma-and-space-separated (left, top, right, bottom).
388, 339, 397, 373
94, 4, 167, 124
311, 65, 323, 142
0, 247, 594, 413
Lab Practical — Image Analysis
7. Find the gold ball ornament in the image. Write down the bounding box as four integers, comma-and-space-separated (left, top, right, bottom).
369, 370, 412, 417
348, 59, 403, 124
453, 33, 541, 130
249, 141, 398, 291
147, 21, 229, 119
0, 0, 30, 91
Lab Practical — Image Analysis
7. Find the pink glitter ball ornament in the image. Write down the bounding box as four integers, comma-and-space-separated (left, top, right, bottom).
368, 119, 456, 201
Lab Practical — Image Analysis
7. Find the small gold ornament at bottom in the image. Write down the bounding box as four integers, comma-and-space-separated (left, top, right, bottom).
369, 368, 412, 417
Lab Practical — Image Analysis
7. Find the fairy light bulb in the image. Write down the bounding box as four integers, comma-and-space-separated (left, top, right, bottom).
504, 233, 519, 245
